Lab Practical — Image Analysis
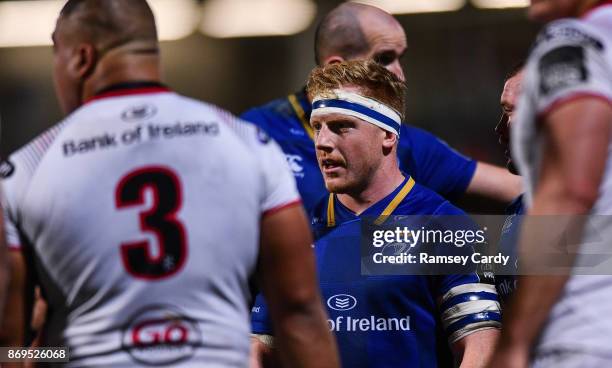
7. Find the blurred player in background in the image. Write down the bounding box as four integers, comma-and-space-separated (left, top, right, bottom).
494, 65, 525, 306
0, 117, 9, 331
0, 207, 8, 327
252, 60, 501, 367
241, 2, 522, 216
0, 1, 339, 367
490, 0, 612, 367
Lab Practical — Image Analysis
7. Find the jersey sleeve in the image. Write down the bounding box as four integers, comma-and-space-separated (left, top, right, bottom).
398, 125, 476, 200
436, 273, 501, 344
220, 109, 301, 215
0, 158, 25, 250
255, 131, 301, 215
240, 108, 267, 129
525, 20, 612, 117
432, 203, 501, 344
1, 197, 20, 250
251, 293, 274, 334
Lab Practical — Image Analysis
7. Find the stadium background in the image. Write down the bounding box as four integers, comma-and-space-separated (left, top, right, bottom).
0, 0, 538, 167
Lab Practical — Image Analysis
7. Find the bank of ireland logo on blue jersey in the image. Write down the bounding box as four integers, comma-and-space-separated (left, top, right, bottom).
327, 294, 357, 311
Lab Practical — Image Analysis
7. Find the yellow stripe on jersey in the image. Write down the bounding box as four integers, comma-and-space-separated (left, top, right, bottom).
288, 94, 314, 140
374, 177, 416, 225
327, 193, 336, 227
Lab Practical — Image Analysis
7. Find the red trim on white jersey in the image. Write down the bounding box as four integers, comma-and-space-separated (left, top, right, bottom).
582, 0, 612, 19
537, 92, 612, 121
85, 87, 171, 104
262, 199, 303, 217
8, 245, 21, 252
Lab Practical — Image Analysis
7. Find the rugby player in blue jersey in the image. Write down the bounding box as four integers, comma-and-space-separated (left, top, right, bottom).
251, 60, 501, 368
494, 65, 525, 306
0, 209, 7, 325
241, 2, 521, 215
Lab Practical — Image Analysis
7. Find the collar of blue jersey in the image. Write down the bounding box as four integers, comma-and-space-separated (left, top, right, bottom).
326, 175, 416, 227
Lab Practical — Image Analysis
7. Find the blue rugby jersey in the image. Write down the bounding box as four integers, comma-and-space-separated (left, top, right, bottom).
495, 194, 524, 306
240, 90, 477, 215
251, 176, 501, 367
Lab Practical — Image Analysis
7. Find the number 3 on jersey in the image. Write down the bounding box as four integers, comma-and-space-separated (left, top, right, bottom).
115, 166, 187, 280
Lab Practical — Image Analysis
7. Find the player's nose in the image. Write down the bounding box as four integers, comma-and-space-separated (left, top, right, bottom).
388, 61, 405, 82
315, 124, 334, 153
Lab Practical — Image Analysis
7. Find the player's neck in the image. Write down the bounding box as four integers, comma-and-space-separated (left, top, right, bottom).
83, 55, 161, 102
337, 165, 405, 215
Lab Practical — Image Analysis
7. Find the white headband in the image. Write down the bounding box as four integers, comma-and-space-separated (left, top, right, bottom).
311, 90, 402, 136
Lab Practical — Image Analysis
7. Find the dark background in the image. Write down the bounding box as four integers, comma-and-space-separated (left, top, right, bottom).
0, 0, 538, 163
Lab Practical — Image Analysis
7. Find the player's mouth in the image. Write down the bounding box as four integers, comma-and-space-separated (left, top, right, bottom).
321, 158, 344, 175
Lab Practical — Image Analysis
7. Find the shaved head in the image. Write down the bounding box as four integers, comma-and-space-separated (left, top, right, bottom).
314, 3, 407, 80
314, 3, 369, 65
57, 0, 158, 55
52, 0, 162, 115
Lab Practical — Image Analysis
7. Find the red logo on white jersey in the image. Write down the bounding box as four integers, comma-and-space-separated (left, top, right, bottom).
122, 306, 201, 365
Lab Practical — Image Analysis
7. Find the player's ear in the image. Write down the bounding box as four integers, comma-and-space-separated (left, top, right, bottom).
381, 130, 397, 154
70, 43, 97, 80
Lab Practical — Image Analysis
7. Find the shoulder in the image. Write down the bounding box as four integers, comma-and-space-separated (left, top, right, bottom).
1, 120, 68, 209
522, 17, 611, 113
531, 18, 604, 55
399, 124, 436, 140
396, 181, 478, 231
240, 95, 294, 127
397, 181, 461, 215
176, 95, 276, 152
527, 17, 606, 79
398, 124, 438, 148
398, 124, 471, 162
4, 121, 68, 180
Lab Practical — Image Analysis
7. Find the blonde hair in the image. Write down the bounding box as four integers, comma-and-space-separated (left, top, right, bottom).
307, 60, 406, 120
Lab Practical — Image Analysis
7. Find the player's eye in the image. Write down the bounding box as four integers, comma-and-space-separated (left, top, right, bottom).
374, 51, 397, 66
329, 121, 353, 134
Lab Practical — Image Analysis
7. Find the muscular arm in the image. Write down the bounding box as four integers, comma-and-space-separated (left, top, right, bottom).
258, 205, 339, 368
400, 126, 520, 204
452, 328, 500, 368
466, 162, 522, 204
493, 98, 612, 365
0, 250, 30, 347
0, 213, 8, 320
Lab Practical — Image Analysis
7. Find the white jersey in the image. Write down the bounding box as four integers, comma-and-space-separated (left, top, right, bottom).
1, 86, 300, 367
513, 3, 612, 358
